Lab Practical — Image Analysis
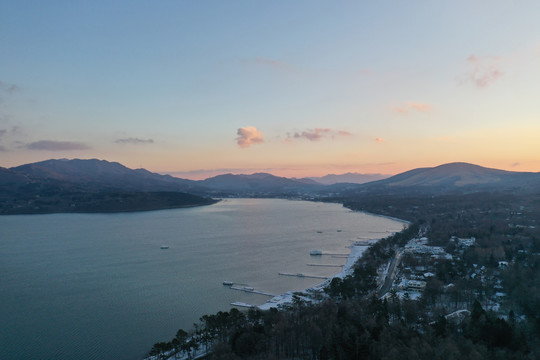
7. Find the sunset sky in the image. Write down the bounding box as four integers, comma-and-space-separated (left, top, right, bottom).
1, 1, 540, 179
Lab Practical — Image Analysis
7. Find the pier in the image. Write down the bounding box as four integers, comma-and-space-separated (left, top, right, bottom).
278, 272, 328, 280
230, 302, 255, 308
230, 286, 275, 297
307, 263, 344, 268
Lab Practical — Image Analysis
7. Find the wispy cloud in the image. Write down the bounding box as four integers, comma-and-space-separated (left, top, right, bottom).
0, 81, 21, 95
0, 126, 23, 151
114, 137, 154, 144
287, 128, 352, 142
461, 55, 504, 88
26, 140, 90, 151
293, 128, 331, 141
392, 102, 431, 115
375, 137, 384, 143
0, 81, 21, 106
236, 126, 264, 148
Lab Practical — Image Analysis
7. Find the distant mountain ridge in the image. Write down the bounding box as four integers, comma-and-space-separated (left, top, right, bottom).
308, 172, 389, 185
200, 172, 320, 193
12, 158, 200, 192
360, 162, 540, 193
1, 159, 214, 214
8, 159, 325, 195
2, 159, 540, 215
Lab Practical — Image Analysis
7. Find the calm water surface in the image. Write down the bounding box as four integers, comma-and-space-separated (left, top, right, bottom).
0, 199, 405, 360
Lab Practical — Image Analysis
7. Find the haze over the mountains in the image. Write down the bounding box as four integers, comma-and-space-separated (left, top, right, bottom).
1, 158, 540, 214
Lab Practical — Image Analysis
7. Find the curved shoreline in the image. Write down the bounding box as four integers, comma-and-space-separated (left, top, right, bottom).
257, 209, 409, 310
256, 240, 383, 310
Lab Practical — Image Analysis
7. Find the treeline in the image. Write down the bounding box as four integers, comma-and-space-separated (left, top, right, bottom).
150, 297, 533, 360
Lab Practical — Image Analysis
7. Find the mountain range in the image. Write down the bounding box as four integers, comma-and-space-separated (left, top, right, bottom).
1, 159, 539, 214
307, 172, 389, 185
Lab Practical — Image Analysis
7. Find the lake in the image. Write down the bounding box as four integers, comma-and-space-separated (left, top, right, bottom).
0, 198, 405, 359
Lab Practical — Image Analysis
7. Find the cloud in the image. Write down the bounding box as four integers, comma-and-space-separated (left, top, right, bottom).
0, 81, 21, 95
26, 140, 90, 151
0, 127, 22, 151
461, 55, 504, 88
0, 81, 21, 106
293, 128, 331, 141
393, 102, 431, 115
236, 126, 264, 148
114, 137, 154, 144
287, 128, 352, 142
375, 137, 384, 143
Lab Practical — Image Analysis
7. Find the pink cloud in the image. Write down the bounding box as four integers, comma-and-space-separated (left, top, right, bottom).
287, 128, 352, 142
462, 55, 504, 88
293, 128, 331, 141
393, 102, 431, 115
375, 137, 384, 143
236, 126, 264, 148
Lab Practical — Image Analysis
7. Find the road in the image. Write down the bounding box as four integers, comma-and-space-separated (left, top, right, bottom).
378, 250, 403, 297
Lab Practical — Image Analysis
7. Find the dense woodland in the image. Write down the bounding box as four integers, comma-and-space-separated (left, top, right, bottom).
149, 190, 540, 359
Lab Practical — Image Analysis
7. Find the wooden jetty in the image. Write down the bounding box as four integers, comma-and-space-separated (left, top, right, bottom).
230, 286, 275, 297
307, 263, 344, 268
278, 272, 328, 280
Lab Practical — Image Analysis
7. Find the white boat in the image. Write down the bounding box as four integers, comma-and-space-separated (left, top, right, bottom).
310, 249, 323, 256
222, 281, 233, 286
243, 286, 254, 291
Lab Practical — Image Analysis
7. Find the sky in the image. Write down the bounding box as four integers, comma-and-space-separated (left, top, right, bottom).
1, 1, 540, 179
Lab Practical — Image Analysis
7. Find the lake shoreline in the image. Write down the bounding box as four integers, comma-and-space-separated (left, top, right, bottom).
257, 211, 409, 310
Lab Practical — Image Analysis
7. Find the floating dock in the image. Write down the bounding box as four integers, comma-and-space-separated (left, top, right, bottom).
307, 263, 344, 268
278, 272, 328, 280
230, 302, 255, 308
230, 286, 275, 297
